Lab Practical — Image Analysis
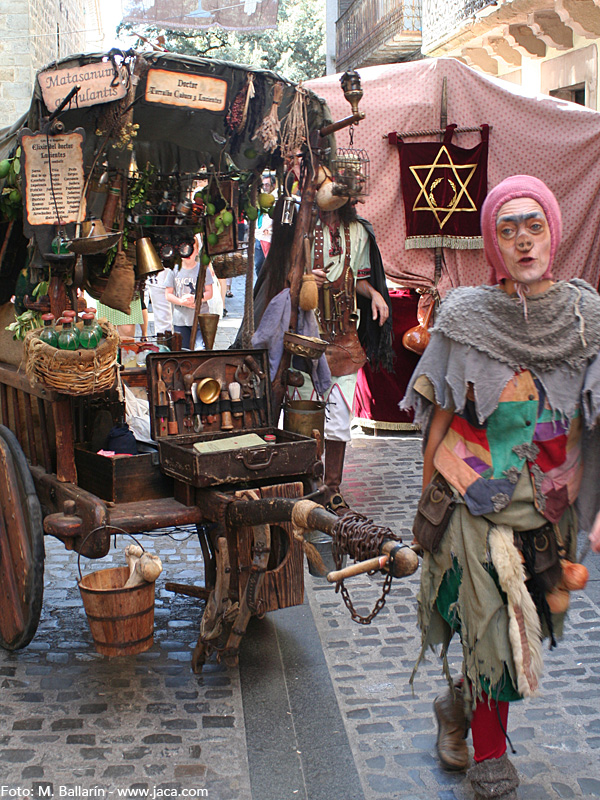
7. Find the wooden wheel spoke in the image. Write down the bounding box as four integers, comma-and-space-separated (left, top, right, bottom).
0, 426, 44, 651
0, 510, 26, 643
0, 443, 32, 587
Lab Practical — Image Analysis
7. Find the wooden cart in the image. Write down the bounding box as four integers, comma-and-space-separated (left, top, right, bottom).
0, 346, 330, 669
0, 50, 419, 670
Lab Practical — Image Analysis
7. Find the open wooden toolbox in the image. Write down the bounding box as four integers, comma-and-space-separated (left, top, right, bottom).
145, 349, 322, 669
145, 349, 319, 489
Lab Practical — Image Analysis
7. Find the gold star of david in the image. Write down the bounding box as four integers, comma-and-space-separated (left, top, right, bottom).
409, 146, 478, 229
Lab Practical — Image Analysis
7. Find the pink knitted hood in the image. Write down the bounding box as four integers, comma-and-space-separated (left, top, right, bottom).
481, 175, 562, 283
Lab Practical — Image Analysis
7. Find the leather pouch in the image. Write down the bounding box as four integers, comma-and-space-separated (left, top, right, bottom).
515, 523, 562, 593
412, 474, 455, 553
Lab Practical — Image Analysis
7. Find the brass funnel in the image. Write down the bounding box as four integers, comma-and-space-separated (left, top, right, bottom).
135, 237, 163, 278
197, 313, 219, 350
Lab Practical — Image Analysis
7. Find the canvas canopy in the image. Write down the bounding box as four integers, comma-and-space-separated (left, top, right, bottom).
0, 50, 333, 304
308, 59, 600, 293
0, 50, 331, 175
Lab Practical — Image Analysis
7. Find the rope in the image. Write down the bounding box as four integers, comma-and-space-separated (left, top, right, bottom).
290, 499, 327, 576
385, 125, 491, 139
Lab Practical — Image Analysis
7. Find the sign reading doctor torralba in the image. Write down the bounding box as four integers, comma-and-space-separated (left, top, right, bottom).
145, 69, 227, 111
38, 63, 128, 111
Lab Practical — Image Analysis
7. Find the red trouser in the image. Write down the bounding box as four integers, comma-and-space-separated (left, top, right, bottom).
471, 692, 509, 762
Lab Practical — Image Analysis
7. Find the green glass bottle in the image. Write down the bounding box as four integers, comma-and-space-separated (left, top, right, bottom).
78, 313, 99, 349
62, 310, 80, 347
57, 318, 79, 350
85, 308, 103, 342
39, 313, 58, 348
51, 233, 70, 255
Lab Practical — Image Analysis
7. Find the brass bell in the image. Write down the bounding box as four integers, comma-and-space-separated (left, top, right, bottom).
135, 237, 164, 278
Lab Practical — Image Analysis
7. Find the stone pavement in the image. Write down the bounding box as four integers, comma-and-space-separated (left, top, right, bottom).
1, 282, 599, 799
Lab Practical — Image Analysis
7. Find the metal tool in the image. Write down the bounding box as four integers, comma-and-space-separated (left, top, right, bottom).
252, 373, 266, 426
190, 382, 203, 433
167, 392, 178, 435
235, 363, 257, 427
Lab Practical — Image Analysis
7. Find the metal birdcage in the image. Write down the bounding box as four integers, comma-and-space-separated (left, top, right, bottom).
331, 146, 370, 199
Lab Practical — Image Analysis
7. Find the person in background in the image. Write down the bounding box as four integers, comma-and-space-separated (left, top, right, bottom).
252, 185, 394, 514
403, 175, 600, 800
255, 174, 276, 277
139, 282, 148, 340
146, 268, 173, 335
96, 292, 144, 341
164, 236, 213, 349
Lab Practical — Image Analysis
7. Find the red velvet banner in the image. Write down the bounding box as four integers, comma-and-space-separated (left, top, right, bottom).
389, 124, 489, 250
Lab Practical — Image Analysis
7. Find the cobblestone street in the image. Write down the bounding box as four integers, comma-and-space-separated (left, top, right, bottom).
1, 280, 599, 799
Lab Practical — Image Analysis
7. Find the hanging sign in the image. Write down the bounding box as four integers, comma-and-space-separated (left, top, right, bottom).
145, 69, 227, 111
122, 0, 279, 32
388, 124, 489, 250
38, 63, 128, 111
19, 129, 86, 227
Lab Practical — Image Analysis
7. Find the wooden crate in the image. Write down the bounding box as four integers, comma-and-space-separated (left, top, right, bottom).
74, 443, 173, 503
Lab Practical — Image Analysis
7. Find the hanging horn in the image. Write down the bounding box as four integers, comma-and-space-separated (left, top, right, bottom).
197, 313, 220, 351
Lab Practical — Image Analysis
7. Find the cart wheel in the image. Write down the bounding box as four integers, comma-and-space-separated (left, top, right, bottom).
0, 425, 44, 650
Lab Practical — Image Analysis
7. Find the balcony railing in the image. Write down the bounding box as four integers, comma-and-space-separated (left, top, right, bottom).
336, 0, 422, 71
422, 0, 497, 51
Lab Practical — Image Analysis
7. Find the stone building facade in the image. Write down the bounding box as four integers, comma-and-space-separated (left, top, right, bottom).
327, 0, 600, 110
0, 0, 102, 127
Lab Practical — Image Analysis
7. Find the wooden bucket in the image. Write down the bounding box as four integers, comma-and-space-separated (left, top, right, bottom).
78, 566, 155, 657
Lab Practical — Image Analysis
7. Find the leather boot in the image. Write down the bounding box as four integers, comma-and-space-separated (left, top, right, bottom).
324, 440, 349, 514
467, 753, 519, 799
433, 682, 470, 771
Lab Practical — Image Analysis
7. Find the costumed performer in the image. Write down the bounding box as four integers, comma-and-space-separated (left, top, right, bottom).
402, 175, 600, 799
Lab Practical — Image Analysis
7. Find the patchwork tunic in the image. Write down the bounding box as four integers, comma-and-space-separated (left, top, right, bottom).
403, 280, 600, 702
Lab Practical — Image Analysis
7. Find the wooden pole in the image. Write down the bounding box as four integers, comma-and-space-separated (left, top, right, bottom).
271, 164, 318, 411
189, 257, 207, 353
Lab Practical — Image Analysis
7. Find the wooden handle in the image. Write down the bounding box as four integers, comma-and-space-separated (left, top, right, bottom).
304, 237, 312, 275
220, 390, 234, 431
168, 401, 178, 434
327, 555, 389, 583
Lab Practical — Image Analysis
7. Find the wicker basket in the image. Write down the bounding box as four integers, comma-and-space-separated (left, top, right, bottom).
211, 248, 248, 279
24, 320, 119, 396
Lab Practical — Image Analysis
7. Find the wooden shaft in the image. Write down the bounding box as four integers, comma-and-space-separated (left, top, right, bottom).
327, 555, 388, 583
10, 387, 23, 453
53, 397, 77, 483
319, 112, 365, 138
226, 497, 420, 579
164, 581, 211, 600
37, 398, 53, 474
23, 393, 37, 467
271, 167, 318, 411
189, 258, 208, 354
0, 383, 8, 426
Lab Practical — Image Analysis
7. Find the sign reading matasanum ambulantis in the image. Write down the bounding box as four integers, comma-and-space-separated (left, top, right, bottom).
38, 63, 128, 111
144, 69, 228, 111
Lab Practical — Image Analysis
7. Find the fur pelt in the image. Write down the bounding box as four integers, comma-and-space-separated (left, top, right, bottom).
489, 524, 543, 697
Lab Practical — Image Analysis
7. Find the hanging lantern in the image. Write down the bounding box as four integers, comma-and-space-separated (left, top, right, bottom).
331, 146, 370, 199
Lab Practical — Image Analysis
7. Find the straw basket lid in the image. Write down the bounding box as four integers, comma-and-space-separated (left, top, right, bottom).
24, 320, 119, 396
283, 331, 328, 359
